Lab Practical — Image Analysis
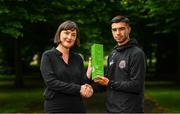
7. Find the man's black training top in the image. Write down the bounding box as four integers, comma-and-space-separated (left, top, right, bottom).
106, 39, 146, 113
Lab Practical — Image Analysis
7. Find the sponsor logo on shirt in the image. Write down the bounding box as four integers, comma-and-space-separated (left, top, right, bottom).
111, 52, 116, 58
119, 60, 126, 69
109, 60, 114, 66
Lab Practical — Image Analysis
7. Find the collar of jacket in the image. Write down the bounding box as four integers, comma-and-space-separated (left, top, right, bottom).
114, 38, 138, 52
52, 47, 74, 57
52, 47, 63, 56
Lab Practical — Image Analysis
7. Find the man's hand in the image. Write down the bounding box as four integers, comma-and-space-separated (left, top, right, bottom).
80, 84, 93, 98
94, 76, 109, 86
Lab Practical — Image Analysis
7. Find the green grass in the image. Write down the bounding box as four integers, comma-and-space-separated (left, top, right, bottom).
145, 84, 180, 113
0, 88, 43, 113
1, 74, 180, 113
84, 92, 106, 112
0, 74, 44, 113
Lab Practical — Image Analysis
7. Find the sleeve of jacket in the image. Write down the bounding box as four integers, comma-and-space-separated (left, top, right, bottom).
40, 52, 81, 95
108, 51, 146, 94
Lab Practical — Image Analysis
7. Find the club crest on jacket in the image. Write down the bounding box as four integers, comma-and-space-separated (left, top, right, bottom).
119, 60, 126, 69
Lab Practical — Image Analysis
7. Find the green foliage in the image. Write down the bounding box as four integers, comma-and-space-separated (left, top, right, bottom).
144, 0, 180, 34
0, 0, 179, 82
1, 26, 23, 39
0, 0, 179, 40
0, 0, 47, 39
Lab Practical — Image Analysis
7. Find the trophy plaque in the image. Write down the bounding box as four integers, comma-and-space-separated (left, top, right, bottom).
91, 44, 104, 80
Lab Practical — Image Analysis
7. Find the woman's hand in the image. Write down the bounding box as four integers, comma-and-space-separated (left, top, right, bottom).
80, 84, 93, 98
86, 57, 92, 79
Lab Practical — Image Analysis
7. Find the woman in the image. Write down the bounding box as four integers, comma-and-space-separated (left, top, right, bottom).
40, 20, 93, 113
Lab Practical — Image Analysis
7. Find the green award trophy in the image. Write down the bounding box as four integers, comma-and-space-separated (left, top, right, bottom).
91, 44, 104, 80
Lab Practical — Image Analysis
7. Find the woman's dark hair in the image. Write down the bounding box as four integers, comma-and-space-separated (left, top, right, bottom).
111, 15, 130, 25
54, 20, 80, 47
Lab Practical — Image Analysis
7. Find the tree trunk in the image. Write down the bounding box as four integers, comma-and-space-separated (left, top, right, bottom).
14, 38, 24, 88
177, 31, 180, 84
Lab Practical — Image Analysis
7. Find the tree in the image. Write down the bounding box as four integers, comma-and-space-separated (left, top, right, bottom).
0, 0, 47, 87
0, 0, 179, 86
143, 0, 180, 81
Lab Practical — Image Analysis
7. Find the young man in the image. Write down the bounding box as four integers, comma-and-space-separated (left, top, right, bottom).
94, 15, 146, 113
